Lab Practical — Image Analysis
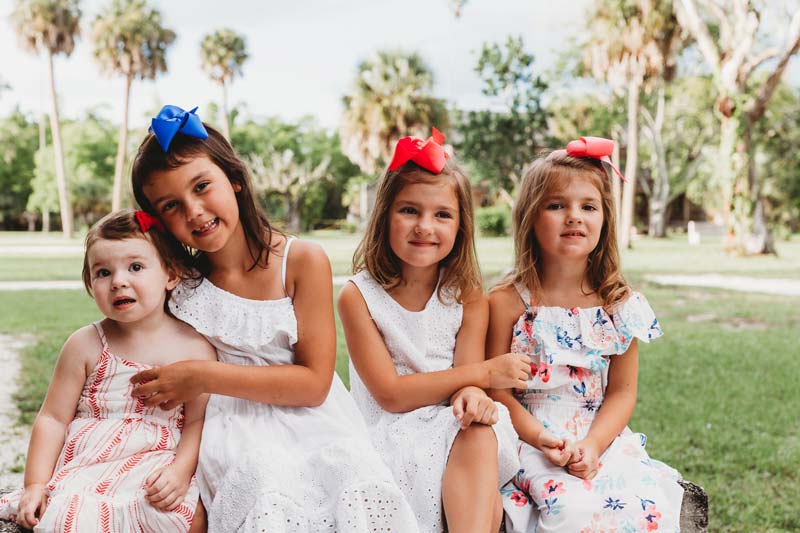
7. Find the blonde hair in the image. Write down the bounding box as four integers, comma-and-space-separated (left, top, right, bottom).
496, 151, 629, 308
353, 159, 481, 303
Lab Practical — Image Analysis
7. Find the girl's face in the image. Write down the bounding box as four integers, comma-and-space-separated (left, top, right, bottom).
388, 180, 460, 272
88, 238, 179, 323
142, 155, 242, 253
533, 173, 604, 262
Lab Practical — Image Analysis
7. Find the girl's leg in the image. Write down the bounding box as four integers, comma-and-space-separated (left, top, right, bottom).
189, 498, 207, 533
442, 424, 499, 533
492, 491, 503, 532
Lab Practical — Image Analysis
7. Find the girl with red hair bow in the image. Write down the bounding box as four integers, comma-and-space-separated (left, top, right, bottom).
339, 130, 526, 533
487, 142, 684, 532
0, 209, 217, 532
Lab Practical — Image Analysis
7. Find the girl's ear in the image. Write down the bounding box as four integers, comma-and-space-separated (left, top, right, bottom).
166, 269, 181, 291
232, 181, 242, 192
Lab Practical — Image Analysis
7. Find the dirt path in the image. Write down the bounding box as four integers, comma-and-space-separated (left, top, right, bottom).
0, 335, 29, 489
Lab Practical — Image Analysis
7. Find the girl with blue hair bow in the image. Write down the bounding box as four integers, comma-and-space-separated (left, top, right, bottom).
127, 105, 419, 533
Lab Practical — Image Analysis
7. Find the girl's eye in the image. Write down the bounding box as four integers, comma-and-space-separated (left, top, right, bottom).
162, 200, 177, 213
399, 206, 417, 214
195, 181, 210, 192
95, 268, 110, 278
436, 211, 453, 219
583, 204, 598, 211
130, 263, 144, 272
546, 203, 563, 210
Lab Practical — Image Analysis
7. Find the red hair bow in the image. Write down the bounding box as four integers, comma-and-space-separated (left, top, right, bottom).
566, 136, 626, 182
135, 210, 165, 233
388, 127, 449, 173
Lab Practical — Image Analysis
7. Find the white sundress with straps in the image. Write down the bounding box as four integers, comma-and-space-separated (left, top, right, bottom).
169, 237, 418, 533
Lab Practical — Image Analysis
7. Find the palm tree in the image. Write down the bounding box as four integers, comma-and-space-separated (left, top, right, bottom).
339, 51, 448, 175
583, 0, 678, 248
200, 28, 248, 140
10, 0, 81, 237
91, 0, 175, 211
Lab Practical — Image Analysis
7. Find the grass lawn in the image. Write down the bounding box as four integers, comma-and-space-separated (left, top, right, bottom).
1, 230, 799, 530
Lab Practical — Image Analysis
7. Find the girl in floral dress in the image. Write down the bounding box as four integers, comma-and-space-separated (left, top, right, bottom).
486, 138, 684, 532
0, 209, 216, 532
338, 129, 525, 533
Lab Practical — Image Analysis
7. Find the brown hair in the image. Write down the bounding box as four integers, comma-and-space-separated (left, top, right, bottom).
352, 159, 481, 303
82, 209, 193, 309
131, 124, 281, 275
495, 151, 629, 308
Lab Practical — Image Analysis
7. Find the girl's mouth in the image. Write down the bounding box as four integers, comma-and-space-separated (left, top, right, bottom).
193, 218, 219, 236
113, 298, 136, 308
561, 231, 586, 238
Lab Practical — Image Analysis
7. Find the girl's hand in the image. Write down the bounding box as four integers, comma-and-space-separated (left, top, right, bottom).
566, 438, 601, 480
144, 464, 191, 512
451, 386, 499, 429
130, 361, 204, 410
484, 352, 531, 389
15, 483, 48, 529
536, 429, 576, 467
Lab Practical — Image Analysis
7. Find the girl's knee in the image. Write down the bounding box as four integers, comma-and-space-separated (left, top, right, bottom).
454, 424, 498, 454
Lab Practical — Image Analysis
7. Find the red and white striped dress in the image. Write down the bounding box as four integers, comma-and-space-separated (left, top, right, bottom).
0, 322, 199, 532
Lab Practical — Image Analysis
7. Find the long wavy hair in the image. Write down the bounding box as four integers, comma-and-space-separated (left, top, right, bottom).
495, 151, 629, 308
131, 124, 282, 276
352, 159, 481, 303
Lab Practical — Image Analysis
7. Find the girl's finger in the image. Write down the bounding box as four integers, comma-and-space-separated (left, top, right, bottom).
130, 369, 159, 385
166, 495, 184, 512
452, 399, 464, 420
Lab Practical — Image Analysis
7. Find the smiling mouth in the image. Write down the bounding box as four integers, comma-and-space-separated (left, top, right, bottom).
193, 218, 219, 235
561, 231, 586, 237
409, 241, 438, 246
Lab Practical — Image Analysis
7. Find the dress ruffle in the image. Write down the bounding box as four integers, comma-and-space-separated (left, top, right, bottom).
514, 291, 663, 385
170, 280, 298, 357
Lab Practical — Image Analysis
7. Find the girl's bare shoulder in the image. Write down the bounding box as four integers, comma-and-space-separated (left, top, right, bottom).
487, 284, 526, 322
165, 317, 217, 362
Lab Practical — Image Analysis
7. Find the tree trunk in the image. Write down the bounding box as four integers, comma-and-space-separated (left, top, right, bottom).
619, 79, 640, 250
286, 192, 301, 233
717, 114, 738, 246
46, 51, 73, 238
647, 88, 669, 238
221, 80, 231, 141
112, 73, 133, 211
735, 128, 776, 254
610, 127, 622, 223
42, 210, 50, 233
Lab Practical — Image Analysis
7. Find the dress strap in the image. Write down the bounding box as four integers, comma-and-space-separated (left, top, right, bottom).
281, 236, 296, 296
513, 281, 532, 309
92, 321, 109, 352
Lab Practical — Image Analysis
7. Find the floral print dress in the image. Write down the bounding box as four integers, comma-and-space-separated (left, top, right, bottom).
501, 284, 684, 533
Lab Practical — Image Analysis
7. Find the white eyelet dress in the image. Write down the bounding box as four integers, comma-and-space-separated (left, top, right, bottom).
349, 270, 520, 533
169, 238, 419, 533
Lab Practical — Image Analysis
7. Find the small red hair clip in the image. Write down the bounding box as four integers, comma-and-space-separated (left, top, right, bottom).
565, 136, 626, 182
135, 210, 165, 233
388, 127, 449, 174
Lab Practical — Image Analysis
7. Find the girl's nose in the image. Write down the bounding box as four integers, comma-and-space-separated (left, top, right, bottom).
185, 198, 204, 221
566, 206, 583, 224
111, 273, 129, 290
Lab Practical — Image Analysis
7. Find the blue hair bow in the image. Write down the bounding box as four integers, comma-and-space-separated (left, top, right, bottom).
150, 105, 209, 152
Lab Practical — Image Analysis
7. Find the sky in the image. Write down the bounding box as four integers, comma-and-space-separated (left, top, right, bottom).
0, 0, 592, 130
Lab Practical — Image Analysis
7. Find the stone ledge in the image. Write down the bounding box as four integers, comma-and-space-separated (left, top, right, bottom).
1, 480, 708, 532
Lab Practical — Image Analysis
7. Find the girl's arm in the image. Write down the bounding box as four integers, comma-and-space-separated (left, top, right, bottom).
16, 327, 93, 528
567, 340, 638, 479
144, 336, 216, 511
486, 287, 573, 466
338, 283, 528, 414
132, 241, 337, 409
144, 393, 210, 511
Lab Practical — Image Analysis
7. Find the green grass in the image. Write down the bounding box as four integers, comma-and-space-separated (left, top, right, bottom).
2, 231, 799, 529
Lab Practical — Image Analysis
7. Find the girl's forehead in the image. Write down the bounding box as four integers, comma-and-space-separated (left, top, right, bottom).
396, 179, 458, 202
546, 171, 602, 198
88, 237, 157, 260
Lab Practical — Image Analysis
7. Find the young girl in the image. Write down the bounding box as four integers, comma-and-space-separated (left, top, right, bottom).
127, 105, 418, 532
0, 209, 215, 532
338, 129, 527, 533
487, 138, 684, 532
